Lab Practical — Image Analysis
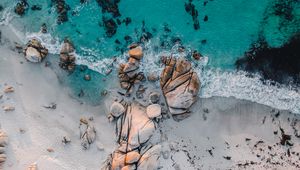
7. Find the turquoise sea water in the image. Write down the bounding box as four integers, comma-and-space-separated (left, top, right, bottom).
0, 0, 300, 112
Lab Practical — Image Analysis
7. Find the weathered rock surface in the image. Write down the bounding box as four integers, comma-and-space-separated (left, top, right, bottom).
23, 39, 48, 63
79, 118, 96, 149
146, 104, 162, 119
160, 56, 200, 119
110, 102, 125, 118
118, 45, 145, 92
59, 38, 76, 71
125, 151, 141, 164
137, 144, 162, 170
3, 86, 14, 93
2, 105, 15, 112
116, 102, 155, 150
107, 101, 160, 169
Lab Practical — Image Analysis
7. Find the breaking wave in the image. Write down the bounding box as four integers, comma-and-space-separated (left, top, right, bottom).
1, 8, 299, 114
23, 32, 300, 114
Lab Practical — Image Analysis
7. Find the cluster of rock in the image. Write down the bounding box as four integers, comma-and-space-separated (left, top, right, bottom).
102, 96, 162, 169
59, 39, 76, 71
14, 0, 28, 16
0, 130, 8, 168
2, 86, 15, 112
118, 45, 145, 93
79, 117, 96, 150
51, 0, 70, 24
160, 56, 200, 120
23, 39, 48, 63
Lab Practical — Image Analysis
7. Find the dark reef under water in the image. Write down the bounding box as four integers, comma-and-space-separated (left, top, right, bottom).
236, 34, 300, 86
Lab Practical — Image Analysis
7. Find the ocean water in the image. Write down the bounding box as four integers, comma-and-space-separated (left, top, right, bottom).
0, 0, 299, 113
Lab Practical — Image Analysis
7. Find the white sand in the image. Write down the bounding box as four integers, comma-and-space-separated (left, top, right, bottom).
1, 26, 300, 170
0, 30, 115, 169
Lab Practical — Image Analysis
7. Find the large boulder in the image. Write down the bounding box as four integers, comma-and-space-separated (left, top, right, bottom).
116, 102, 156, 150
110, 102, 125, 118
146, 104, 161, 119
59, 38, 76, 71
160, 56, 200, 119
23, 39, 48, 63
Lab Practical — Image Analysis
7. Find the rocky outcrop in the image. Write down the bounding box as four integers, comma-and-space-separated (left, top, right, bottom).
160, 56, 200, 120
118, 45, 145, 92
23, 39, 48, 63
104, 101, 161, 170
59, 39, 76, 71
0, 130, 8, 168
79, 118, 96, 150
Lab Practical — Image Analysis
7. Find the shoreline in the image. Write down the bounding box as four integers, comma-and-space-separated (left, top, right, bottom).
1, 25, 300, 169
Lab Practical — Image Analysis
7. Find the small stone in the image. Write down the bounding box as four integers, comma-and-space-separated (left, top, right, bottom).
80, 117, 88, 124
192, 50, 202, 60
147, 72, 159, 82
3, 86, 14, 93
62, 136, 71, 145
84, 74, 91, 81
128, 46, 143, 60
203, 108, 209, 113
110, 102, 125, 117
146, 104, 162, 119
19, 128, 26, 134
47, 148, 54, 152
3, 106, 15, 112
101, 90, 108, 96
149, 92, 160, 104
96, 141, 105, 151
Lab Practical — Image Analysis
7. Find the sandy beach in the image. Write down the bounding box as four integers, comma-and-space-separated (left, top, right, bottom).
1, 25, 300, 170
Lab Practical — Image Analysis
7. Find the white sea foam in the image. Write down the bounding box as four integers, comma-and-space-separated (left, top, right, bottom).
0, 7, 15, 26
2, 6, 298, 114
21, 31, 300, 114
75, 42, 300, 114
199, 69, 300, 114
25, 32, 62, 54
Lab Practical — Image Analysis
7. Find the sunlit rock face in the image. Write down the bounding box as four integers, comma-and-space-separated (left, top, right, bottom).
23, 39, 48, 63
160, 56, 200, 120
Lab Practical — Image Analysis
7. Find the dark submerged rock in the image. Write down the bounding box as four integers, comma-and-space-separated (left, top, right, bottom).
31, 5, 42, 11
103, 17, 118, 37
236, 34, 300, 85
184, 0, 200, 30
14, 0, 28, 16
51, 0, 70, 24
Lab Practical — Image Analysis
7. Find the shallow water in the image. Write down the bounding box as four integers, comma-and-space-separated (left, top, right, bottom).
0, 0, 299, 113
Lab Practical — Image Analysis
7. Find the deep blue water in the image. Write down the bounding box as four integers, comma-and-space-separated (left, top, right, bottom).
0, 0, 299, 113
